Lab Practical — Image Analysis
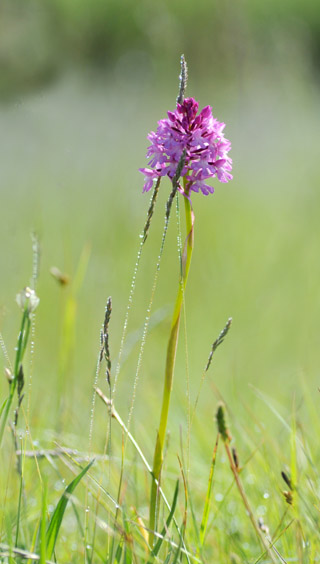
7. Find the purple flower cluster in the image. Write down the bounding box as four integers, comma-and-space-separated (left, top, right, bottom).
140, 97, 232, 196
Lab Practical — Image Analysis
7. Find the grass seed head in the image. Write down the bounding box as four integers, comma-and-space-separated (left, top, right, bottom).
216, 402, 232, 443
282, 490, 293, 505
281, 470, 293, 490
232, 446, 240, 471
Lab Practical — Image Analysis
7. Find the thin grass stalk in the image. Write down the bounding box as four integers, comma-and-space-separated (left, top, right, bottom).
96, 388, 191, 563
112, 179, 161, 400
0, 543, 55, 564
149, 185, 194, 546
216, 404, 278, 563
15, 459, 24, 547
224, 442, 278, 562
39, 481, 47, 564
113, 176, 180, 533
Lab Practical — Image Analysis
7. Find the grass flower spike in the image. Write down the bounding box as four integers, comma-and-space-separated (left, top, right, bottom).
140, 97, 232, 196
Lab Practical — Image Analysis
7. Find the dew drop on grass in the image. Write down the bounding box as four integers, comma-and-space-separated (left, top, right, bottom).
227, 501, 236, 514
230, 517, 239, 533
54, 480, 63, 491
243, 543, 250, 551
263, 491, 270, 499
245, 473, 255, 485
257, 505, 266, 515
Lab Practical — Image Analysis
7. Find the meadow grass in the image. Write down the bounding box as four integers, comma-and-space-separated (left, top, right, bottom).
1, 66, 320, 563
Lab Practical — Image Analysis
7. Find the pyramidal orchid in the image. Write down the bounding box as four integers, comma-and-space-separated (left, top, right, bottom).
140, 96, 232, 197
143, 56, 232, 549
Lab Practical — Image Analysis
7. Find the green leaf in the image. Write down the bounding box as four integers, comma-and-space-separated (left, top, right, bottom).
46, 459, 94, 558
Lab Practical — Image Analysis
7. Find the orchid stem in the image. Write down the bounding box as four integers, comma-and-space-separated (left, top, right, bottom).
149, 183, 194, 547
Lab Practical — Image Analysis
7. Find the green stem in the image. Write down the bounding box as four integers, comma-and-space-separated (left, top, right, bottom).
0, 307, 30, 447
149, 187, 194, 547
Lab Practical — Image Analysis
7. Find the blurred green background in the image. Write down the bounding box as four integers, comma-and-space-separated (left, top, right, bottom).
0, 0, 320, 462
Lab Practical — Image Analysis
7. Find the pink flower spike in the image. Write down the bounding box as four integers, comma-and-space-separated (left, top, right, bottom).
140, 97, 232, 196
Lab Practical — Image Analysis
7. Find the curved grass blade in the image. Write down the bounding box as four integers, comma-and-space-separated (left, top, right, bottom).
46, 459, 94, 558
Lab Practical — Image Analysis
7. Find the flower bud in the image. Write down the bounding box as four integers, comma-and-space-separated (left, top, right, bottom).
4, 367, 13, 383
16, 287, 40, 313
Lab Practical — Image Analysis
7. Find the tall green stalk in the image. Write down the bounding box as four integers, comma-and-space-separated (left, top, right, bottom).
149, 185, 194, 546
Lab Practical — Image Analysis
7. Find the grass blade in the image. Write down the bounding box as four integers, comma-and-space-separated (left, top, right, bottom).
122, 508, 133, 564
170, 529, 184, 564
40, 482, 47, 564
46, 459, 94, 557
199, 434, 219, 546
114, 540, 123, 563
149, 480, 179, 561
0, 396, 8, 419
